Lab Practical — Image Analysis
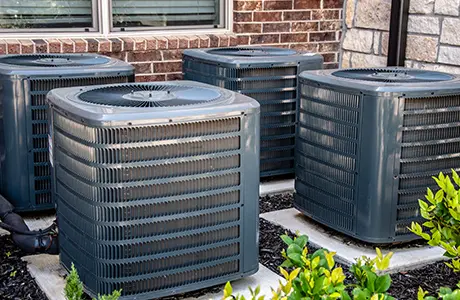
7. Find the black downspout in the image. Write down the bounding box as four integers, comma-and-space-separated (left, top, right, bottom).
387, 0, 410, 66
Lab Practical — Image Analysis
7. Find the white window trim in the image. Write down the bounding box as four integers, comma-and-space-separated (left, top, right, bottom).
0, 0, 232, 39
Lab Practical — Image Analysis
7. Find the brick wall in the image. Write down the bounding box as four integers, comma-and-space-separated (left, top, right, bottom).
0, 0, 344, 81
342, 0, 460, 73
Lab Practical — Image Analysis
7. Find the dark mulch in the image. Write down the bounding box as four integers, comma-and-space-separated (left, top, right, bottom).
259, 193, 293, 214
0, 235, 48, 300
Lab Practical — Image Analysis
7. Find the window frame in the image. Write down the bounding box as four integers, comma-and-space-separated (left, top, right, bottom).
0, 0, 231, 38
0, 0, 100, 34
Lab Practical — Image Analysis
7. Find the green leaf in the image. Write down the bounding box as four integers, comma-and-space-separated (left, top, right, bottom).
426, 188, 435, 204
418, 287, 428, 300
312, 276, 324, 294
419, 199, 429, 211
365, 271, 377, 293
280, 260, 294, 268
224, 282, 233, 298
254, 286, 260, 296
287, 253, 304, 266
287, 244, 303, 256
439, 287, 453, 296
452, 169, 460, 186
281, 235, 294, 246
294, 235, 308, 249
435, 190, 445, 204
375, 274, 391, 293
423, 221, 435, 228
341, 291, 352, 300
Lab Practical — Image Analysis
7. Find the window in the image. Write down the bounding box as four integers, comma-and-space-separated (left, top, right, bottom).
0, 0, 227, 34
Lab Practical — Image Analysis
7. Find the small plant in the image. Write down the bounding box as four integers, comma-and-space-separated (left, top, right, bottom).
9, 270, 17, 277
418, 284, 460, 299
64, 263, 121, 300
5, 251, 11, 258
65, 263, 84, 300
410, 170, 460, 272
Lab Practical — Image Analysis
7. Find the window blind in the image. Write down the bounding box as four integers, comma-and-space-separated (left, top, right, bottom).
0, 0, 93, 28
112, 0, 220, 28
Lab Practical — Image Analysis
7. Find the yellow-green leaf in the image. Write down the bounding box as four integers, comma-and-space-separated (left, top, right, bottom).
289, 268, 301, 281
224, 282, 233, 297
418, 287, 428, 300
312, 256, 321, 269
279, 267, 289, 280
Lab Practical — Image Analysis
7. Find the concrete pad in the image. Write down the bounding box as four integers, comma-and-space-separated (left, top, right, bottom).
22, 254, 281, 300
0, 214, 56, 236
260, 179, 294, 197
261, 208, 446, 274
23, 254, 66, 300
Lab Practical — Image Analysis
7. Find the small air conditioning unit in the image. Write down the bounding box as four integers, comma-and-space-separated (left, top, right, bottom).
0, 54, 134, 212
295, 67, 460, 243
183, 47, 323, 178
47, 81, 260, 298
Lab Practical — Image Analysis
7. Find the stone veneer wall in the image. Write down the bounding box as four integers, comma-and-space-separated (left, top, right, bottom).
0, 0, 343, 82
341, 0, 460, 73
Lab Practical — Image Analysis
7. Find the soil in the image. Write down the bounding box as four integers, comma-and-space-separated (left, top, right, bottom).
0, 235, 48, 300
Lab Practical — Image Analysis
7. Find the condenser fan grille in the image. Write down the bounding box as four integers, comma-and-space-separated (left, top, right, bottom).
207, 47, 297, 57
0, 54, 110, 67
332, 68, 454, 83
78, 84, 222, 107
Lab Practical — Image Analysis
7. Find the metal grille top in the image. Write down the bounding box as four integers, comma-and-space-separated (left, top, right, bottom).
0, 54, 110, 67
207, 47, 297, 57
332, 68, 454, 83
78, 84, 223, 107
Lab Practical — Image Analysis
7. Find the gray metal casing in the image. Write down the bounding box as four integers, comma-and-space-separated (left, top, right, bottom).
296, 68, 460, 243
47, 81, 260, 299
0, 54, 134, 212
182, 47, 323, 177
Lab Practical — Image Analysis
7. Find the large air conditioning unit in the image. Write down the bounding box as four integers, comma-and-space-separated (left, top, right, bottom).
47, 81, 260, 299
0, 54, 134, 212
295, 67, 460, 243
183, 47, 323, 178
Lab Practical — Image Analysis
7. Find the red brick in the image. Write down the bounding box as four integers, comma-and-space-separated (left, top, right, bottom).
234, 0, 262, 11
156, 38, 168, 49
294, 0, 320, 9
110, 38, 123, 52
318, 42, 340, 52
234, 23, 262, 33
309, 31, 336, 42
290, 43, 319, 52
60, 39, 74, 53
199, 36, 210, 48
250, 34, 280, 44
121, 38, 134, 51
189, 36, 199, 48
312, 9, 340, 20
178, 37, 189, 49
33, 39, 48, 53
97, 39, 111, 52
284, 11, 311, 20
229, 35, 239, 46
292, 22, 319, 32
167, 37, 179, 49
6, 40, 20, 54
127, 51, 162, 62
253, 11, 282, 22
234, 12, 252, 22
324, 62, 339, 69
263, 23, 290, 33
281, 33, 308, 43
153, 61, 182, 73
167, 73, 183, 80
146, 38, 157, 50
73, 39, 87, 53
162, 49, 183, 61
219, 35, 230, 47
237, 36, 250, 45
19, 40, 34, 54
0, 41, 7, 55
321, 53, 336, 62
86, 39, 98, 53
320, 21, 342, 30
136, 74, 166, 82
132, 38, 146, 51
47, 39, 61, 53
263, 0, 292, 10
132, 62, 152, 74
323, 0, 343, 8
209, 35, 219, 47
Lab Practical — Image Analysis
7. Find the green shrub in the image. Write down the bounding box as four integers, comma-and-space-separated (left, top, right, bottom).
410, 170, 460, 272
64, 263, 121, 300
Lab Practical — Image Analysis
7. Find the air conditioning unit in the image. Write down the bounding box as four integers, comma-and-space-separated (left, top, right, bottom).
47, 81, 260, 298
183, 47, 323, 178
295, 67, 460, 243
0, 54, 134, 212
